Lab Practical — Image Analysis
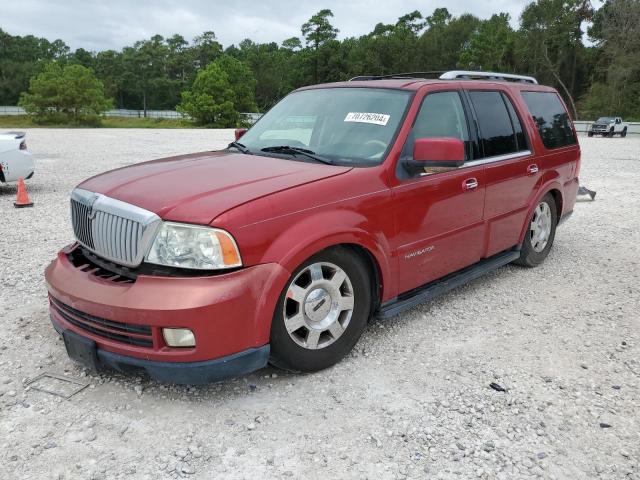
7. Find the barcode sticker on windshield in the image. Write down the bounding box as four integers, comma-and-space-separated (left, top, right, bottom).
344, 112, 390, 126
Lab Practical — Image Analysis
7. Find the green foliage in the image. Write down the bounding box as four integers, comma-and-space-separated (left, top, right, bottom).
580, 0, 640, 119
177, 62, 238, 127
214, 55, 257, 112
18, 63, 112, 124
302, 9, 339, 49
459, 14, 516, 71
0, 115, 194, 129
2, 1, 640, 122
176, 54, 258, 126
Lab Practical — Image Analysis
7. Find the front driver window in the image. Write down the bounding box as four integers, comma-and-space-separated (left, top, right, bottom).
398, 91, 470, 178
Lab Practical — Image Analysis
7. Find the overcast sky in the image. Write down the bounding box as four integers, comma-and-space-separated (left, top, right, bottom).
2, 0, 532, 51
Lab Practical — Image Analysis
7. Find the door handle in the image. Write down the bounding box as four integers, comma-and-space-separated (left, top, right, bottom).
463, 178, 478, 191
527, 164, 539, 175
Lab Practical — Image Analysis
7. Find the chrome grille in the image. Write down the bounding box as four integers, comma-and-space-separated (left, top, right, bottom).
70, 188, 161, 267
70, 198, 95, 249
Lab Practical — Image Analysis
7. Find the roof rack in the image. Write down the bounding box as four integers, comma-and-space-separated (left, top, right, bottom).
349, 70, 538, 84
439, 70, 538, 84
349, 71, 445, 81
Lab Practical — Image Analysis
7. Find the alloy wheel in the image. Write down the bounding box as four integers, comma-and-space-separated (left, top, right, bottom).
530, 201, 552, 252
283, 262, 355, 350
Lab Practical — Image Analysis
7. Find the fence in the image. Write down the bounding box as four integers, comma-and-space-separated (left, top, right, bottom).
0, 106, 187, 119
0, 106, 636, 133
0, 106, 262, 124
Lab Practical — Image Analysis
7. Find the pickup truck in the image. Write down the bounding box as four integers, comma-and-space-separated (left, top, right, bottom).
45, 70, 580, 384
588, 117, 628, 137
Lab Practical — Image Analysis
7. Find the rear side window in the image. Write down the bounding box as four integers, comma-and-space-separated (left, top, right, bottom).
468, 91, 521, 157
521, 92, 576, 149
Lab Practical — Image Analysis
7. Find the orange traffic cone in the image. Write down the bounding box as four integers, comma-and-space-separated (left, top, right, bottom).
14, 177, 33, 208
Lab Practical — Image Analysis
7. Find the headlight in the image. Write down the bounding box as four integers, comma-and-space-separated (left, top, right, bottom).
146, 222, 242, 270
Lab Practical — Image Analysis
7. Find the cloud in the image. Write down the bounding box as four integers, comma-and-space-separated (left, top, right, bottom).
1, 0, 531, 51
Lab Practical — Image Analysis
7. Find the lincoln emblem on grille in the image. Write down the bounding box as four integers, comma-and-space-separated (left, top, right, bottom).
87, 194, 99, 220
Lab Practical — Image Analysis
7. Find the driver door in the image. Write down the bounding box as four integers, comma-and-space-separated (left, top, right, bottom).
391, 89, 486, 294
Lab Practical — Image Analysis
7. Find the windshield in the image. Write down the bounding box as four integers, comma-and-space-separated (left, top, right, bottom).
238, 88, 412, 166
597, 117, 615, 123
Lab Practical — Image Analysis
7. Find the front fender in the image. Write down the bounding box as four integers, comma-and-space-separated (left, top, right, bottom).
260, 209, 396, 301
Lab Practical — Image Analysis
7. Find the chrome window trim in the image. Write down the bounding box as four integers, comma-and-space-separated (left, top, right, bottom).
463, 150, 531, 167
70, 188, 162, 267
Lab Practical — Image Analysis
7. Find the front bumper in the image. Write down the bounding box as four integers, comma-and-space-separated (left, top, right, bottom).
50, 320, 269, 384
45, 245, 290, 383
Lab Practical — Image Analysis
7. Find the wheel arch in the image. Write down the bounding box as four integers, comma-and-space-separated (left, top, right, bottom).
334, 243, 382, 317
518, 185, 563, 245
255, 209, 395, 303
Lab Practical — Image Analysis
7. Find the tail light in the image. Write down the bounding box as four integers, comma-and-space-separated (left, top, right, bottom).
19, 141, 27, 150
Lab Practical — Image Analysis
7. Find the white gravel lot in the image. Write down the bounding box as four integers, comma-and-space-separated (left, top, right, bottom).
0, 129, 638, 480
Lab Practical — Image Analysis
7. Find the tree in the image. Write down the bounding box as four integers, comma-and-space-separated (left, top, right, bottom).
459, 14, 517, 71
580, 0, 640, 119
213, 54, 257, 112
301, 9, 339, 82
0, 29, 70, 105
282, 37, 302, 51
3, 6, 638, 121
518, 0, 594, 118
19, 63, 112, 124
177, 62, 238, 126
396, 11, 425, 35
193, 31, 223, 69
417, 11, 480, 70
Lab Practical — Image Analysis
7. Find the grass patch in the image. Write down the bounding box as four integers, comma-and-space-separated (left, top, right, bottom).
0, 115, 199, 129
101, 117, 198, 128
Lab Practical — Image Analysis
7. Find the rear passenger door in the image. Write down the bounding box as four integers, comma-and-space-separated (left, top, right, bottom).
465, 89, 535, 257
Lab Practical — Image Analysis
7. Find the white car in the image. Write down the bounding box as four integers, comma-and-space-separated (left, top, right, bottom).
588, 117, 629, 137
0, 132, 34, 183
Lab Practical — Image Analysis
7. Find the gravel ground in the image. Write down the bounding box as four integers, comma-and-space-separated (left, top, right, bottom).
0, 129, 638, 480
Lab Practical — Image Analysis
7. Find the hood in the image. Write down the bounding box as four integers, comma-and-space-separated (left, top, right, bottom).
79, 151, 352, 225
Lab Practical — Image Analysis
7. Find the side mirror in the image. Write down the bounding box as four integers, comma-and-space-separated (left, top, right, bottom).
405, 137, 465, 174
235, 128, 247, 140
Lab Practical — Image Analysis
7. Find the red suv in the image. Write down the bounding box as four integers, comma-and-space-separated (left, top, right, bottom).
45, 71, 580, 384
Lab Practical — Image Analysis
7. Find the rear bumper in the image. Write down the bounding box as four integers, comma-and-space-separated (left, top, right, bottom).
45, 245, 291, 382
51, 320, 269, 384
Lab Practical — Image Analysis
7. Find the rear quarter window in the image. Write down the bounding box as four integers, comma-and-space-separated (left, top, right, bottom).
521, 92, 576, 149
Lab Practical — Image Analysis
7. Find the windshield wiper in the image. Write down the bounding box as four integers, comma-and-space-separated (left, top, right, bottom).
260, 145, 334, 165
227, 141, 252, 155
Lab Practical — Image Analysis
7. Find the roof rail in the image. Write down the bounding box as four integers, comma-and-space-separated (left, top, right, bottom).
439, 70, 538, 84
349, 70, 538, 84
349, 71, 444, 81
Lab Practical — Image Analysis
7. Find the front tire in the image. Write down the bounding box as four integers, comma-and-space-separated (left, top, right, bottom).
270, 248, 371, 372
587, 131, 593, 137
514, 193, 558, 268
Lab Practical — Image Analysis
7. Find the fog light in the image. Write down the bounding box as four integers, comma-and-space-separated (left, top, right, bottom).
163, 328, 195, 347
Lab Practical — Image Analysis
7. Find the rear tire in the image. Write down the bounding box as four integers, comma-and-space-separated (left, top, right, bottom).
514, 193, 558, 268
269, 248, 371, 372
621, 128, 627, 138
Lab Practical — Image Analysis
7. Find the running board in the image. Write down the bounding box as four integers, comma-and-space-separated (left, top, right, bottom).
376, 249, 521, 320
